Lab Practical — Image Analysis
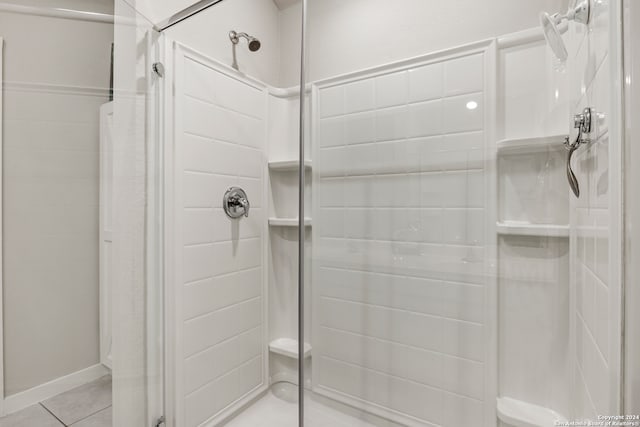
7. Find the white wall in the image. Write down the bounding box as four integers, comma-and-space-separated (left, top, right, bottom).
121, 0, 571, 87
278, 3, 302, 88
164, 0, 282, 87
0, 3, 113, 396
120, 0, 291, 89
8, 0, 114, 14
270, 0, 568, 86
172, 46, 267, 427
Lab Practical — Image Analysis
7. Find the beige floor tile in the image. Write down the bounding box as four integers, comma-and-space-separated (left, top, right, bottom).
41, 376, 112, 425
0, 404, 63, 427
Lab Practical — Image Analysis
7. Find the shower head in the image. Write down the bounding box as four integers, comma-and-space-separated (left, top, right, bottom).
248, 37, 261, 52
229, 30, 262, 52
539, 0, 590, 62
540, 12, 568, 62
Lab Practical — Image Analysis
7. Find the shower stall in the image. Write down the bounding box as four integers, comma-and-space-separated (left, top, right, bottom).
144, 0, 634, 426
0, 0, 638, 426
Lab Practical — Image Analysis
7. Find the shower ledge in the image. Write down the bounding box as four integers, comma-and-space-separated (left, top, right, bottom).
268, 160, 312, 171
497, 134, 566, 154
269, 217, 312, 227
497, 397, 567, 427
269, 338, 312, 359
496, 221, 569, 237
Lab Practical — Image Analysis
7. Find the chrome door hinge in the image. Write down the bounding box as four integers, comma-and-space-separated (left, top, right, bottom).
154, 416, 166, 427
152, 62, 165, 78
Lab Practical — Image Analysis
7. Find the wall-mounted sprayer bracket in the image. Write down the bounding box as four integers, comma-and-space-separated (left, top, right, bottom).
558, 0, 590, 25
564, 107, 593, 198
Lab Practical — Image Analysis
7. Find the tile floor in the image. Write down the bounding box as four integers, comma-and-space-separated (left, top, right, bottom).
0, 377, 376, 427
0, 376, 112, 427
224, 391, 377, 427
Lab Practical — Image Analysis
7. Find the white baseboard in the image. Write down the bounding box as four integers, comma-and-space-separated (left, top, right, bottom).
3, 363, 110, 416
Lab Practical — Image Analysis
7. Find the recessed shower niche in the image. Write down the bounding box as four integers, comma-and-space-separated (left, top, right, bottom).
497, 134, 569, 235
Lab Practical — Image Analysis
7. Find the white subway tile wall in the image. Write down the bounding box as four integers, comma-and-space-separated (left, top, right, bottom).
313, 52, 488, 425
571, 0, 614, 418
178, 56, 265, 427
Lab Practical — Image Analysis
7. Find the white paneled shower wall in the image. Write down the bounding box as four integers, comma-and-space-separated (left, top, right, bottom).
171, 45, 268, 427
312, 42, 496, 427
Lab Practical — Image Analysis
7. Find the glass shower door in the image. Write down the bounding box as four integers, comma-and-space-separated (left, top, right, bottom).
112, 2, 165, 425
304, 1, 624, 426
309, 38, 496, 427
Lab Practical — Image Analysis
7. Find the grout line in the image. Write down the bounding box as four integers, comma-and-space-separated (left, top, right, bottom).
182, 265, 262, 286
182, 130, 263, 152
323, 168, 485, 179
184, 93, 263, 121
184, 324, 262, 361
315, 168, 485, 180
319, 90, 484, 120
576, 309, 609, 369
320, 324, 484, 366
182, 169, 261, 180
575, 361, 599, 418
318, 206, 484, 211
320, 295, 483, 326
183, 266, 261, 287
320, 264, 485, 287
39, 403, 67, 426
182, 295, 262, 323
184, 355, 262, 399
316, 235, 485, 249
318, 129, 485, 149
314, 256, 486, 287
319, 354, 484, 403
65, 406, 112, 426
183, 237, 262, 249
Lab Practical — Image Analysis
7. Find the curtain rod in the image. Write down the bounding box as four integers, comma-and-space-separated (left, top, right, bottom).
0, 2, 113, 24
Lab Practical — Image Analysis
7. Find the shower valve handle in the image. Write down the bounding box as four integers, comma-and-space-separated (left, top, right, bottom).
223, 187, 250, 218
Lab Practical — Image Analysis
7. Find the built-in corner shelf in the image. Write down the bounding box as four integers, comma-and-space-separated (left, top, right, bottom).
497, 221, 569, 238
497, 397, 567, 427
268, 160, 312, 171
497, 134, 566, 154
269, 217, 312, 227
269, 338, 312, 359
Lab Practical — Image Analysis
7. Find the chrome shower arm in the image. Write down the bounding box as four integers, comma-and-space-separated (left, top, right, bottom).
229, 31, 249, 44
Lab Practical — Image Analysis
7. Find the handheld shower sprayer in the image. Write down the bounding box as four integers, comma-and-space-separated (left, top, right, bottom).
540, 0, 591, 62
